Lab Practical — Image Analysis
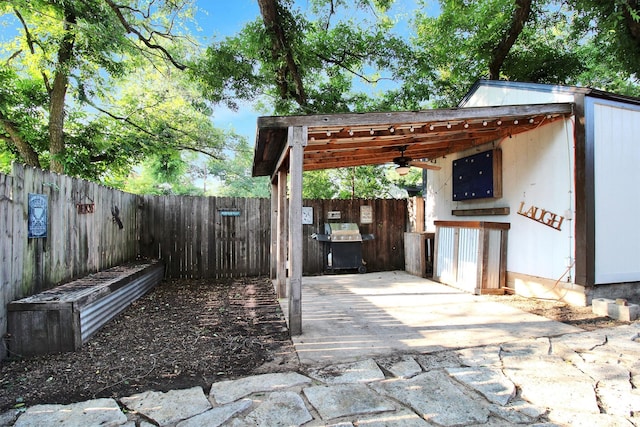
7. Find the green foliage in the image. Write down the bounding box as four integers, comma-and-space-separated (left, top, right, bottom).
412, 0, 587, 106
303, 170, 338, 199
335, 166, 392, 199
208, 138, 271, 198
568, 0, 640, 94
0, 0, 203, 176
0, 151, 12, 174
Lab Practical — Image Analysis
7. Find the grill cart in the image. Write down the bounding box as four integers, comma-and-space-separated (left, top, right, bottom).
312, 223, 374, 273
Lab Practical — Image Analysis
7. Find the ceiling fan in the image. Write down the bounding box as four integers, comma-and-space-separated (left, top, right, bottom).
393, 145, 442, 176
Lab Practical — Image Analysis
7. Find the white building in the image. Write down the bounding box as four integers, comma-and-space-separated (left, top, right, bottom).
426, 80, 640, 305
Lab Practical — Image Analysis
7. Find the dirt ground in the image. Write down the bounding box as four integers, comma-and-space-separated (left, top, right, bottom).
0, 276, 630, 413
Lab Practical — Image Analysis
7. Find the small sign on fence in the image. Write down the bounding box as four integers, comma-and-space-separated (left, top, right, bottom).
219, 209, 241, 217
28, 193, 48, 238
76, 203, 95, 214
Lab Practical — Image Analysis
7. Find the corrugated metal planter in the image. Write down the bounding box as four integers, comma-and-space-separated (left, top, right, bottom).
7, 261, 163, 357
433, 221, 509, 295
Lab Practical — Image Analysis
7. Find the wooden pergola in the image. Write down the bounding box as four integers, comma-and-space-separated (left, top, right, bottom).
252, 102, 574, 335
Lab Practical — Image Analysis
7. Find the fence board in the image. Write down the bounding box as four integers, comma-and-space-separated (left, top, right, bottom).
0, 173, 14, 346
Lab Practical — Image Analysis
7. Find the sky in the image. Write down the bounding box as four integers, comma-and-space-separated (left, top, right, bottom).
191, 1, 263, 143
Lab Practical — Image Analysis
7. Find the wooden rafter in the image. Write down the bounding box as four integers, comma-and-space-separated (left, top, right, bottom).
253, 103, 573, 177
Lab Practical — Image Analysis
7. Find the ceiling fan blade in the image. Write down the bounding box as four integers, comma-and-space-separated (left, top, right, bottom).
409, 161, 442, 171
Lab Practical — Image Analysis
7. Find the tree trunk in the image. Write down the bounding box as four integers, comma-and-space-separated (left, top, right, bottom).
0, 111, 41, 167
488, 0, 532, 80
257, 0, 307, 107
623, 1, 640, 44
48, 7, 77, 173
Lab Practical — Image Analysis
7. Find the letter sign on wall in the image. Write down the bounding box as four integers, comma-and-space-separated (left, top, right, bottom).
517, 201, 564, 231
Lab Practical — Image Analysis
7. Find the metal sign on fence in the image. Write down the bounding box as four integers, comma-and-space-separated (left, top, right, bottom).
28, 193, 48, 238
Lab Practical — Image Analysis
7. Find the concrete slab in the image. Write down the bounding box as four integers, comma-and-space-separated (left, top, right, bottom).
234, 392, 312, 427
376, 355, 423, 378
354, 408, 431, 426
176, 399, 252, 427
373, 370, 490, 426
446, 366, 516, 405
306, 359, 385, 384
282, 272, 582, 365
209, 372, 311, 404
13, 398, 126, 427
303, 383, 396, 420
120, 386, 211, 426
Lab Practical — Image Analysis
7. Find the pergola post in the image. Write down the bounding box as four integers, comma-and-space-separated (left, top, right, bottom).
287, 126, 306, 335
270, 181, 278, 280
276, 169, 288, 298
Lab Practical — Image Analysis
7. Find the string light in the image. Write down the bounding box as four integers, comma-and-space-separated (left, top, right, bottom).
326, 130, 331, 136
429, 125, 434, 131
482, 121, 488, 126
370, 129, 375, 135
348, 130, 354, 136
513, 119, 519, 125
497, 120, 502, 125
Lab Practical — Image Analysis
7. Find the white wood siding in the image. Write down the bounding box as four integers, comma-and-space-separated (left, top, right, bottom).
593, 101, 640, 283
463, 85, 575, 107
426, 119, 576, 283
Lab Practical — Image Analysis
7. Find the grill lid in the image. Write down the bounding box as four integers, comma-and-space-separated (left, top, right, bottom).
325, 223, 362, 241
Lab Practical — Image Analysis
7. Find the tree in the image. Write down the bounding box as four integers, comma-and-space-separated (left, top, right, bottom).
412, 0, 588, 106
303, 170, 338, 199
1, 0, 196, 174
208, 138, 271, 198
335, 166, 392, 199
193, 0, 416, 115
568, 0, 640, 95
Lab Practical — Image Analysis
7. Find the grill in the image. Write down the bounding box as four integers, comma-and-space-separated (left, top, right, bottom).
312, 223, 374, 273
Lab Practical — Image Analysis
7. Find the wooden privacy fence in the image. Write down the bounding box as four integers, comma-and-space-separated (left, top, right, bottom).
139, 196, 408, 278
139, 196, 271, 279
0, 163, 139, 352
301, 198, 407, 274
1, 163, 410, 356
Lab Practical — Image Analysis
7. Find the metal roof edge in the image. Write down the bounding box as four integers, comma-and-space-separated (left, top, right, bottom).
460, 79, 640, 107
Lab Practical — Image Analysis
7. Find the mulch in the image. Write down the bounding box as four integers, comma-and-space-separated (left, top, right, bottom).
0, 276, 298, 413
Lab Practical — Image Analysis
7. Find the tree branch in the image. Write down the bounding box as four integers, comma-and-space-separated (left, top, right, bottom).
13, 8, 51, 92
174, 144, 221, 159
315, 51, 388, 84
85, 101, 220, 159
104, 0, 187, 70
623, 1, 640, 42
0, 111, 41, 167
4, 49, 22, 67
488, 0, 532, 80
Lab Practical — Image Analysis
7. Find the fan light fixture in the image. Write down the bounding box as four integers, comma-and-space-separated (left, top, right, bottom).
395, 163, 411, 176
393, 146, 411, 176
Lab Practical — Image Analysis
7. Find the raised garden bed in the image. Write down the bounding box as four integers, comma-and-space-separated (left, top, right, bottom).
7, 261, 163, 357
